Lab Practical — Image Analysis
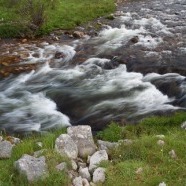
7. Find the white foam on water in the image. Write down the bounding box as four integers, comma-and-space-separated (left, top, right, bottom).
135, 35, 163, 49
95, 25, 145, 52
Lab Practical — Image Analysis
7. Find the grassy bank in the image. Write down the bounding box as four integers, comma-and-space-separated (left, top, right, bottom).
0, 112, 186, 185
0, 0, 115, 38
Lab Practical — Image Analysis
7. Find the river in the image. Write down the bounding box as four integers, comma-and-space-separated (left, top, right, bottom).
0, 0, 186, 133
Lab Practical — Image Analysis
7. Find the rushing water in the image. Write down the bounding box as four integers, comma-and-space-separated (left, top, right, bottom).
0, 0, 186, 133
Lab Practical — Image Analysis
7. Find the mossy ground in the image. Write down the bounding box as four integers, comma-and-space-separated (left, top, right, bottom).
0, 112, 186, 185
0, 0, 115, 38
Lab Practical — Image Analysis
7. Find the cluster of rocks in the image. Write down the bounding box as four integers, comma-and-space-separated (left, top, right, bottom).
0, 126, 120, 185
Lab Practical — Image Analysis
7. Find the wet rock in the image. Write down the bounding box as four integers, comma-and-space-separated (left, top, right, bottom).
56, 162, 67, 171
97, 140, 118, 151
55, 134, 78, 159
93, 167, 106, 183
169, 150, 177, 159
71, 160, 78, 170
54, 51, 66, 59
89, 150, 108, 172
79, 167, 91, 181
73, 31, 85, 38
14, 154, 48, 182
130, 36, 139, 44
67, 126, 97, 158
157, 140, 165, 147
0, 136, 3, 142
0, 140, 14, 159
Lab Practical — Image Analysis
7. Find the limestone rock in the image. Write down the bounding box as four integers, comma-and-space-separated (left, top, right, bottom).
97, 140, 118, 151
55, 134, 78, 159
67, 126, 97, 158
93, 167, 106, 183
0, 140, 13, 159
71, 160, 78, 170
156, 135, 165, 139
82, 178, 90, 186
89, 150, 108, 172
169, 150, 177, 159
56, 162, 67, 171
181, 121, 186, 129
159, 182, 166, 186
78, 162, 87, 169
72, 176, 83, 186
14, 154, 48, 182
157, 140, 165, 147
79, 167, 91, 181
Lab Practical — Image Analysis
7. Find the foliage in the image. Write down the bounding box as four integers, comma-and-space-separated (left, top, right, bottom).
0, 0, 115, 38
97, 122, 125, 142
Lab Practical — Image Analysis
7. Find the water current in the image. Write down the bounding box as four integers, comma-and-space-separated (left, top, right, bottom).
0, 0, 186, 133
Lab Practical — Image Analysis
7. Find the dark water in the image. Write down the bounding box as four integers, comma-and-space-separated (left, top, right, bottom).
0, 0, 186, 133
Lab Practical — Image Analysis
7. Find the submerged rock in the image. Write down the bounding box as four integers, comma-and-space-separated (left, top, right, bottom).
14, 154, 48, 182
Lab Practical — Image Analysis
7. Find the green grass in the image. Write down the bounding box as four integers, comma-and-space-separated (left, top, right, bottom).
0, 128, 71, 186
0, 0, 115, 38
97, 112, 186, 186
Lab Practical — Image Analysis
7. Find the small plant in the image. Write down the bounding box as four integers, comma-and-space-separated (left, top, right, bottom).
97, 122, 124, 142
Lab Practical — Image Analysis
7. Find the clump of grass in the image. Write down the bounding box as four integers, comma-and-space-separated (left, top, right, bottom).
97, 122, 125, 142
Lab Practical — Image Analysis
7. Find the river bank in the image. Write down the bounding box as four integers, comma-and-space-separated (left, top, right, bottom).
0, 113, 186, 185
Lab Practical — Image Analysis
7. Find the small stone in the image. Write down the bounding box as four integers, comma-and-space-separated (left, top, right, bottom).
89, 150, 108, 172
156, 135, 165, 139
97, 140, 118, 151
0, 140, 14, 159
73, 176, 83, 186
33, 149, 46, 157
55, 134, 78, 159
82, 178, 90, 186
119, 139, 133, 145
79, 167, 91, 181
14, 154, 48, 182
36, 142, 43, 148
93, 167, 106, 183
78, 162, 87, 169
135, 167, 143, 174
169, 150, 177, 159
157, 140, 165, 146
71, 160, 78, 170
181, 121, 186, 129
56, 162, 67, 171
159, 182, 167, 186
68, 170, 78, 180
22, 39, 27, 43
73, 31, 84, 38
130, 36, 139, 44
54, 51, 66, 59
